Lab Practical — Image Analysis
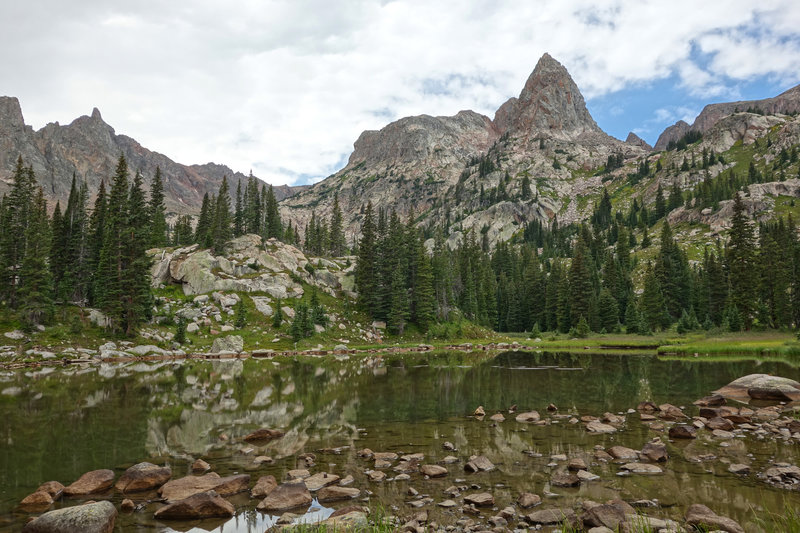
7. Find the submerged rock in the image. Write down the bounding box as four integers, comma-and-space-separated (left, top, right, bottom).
154, 490, 234, 519
115, 462, 171, 493
22, 501, 117, 533
257, 482, 312, 512
251, 475, 277, 498
159, 473, 250, 503
317, 485, 360, 503
63, 469, 115, 496
19, 491, 54, 511
243, 428, 285, 442
685, 503, 744, 533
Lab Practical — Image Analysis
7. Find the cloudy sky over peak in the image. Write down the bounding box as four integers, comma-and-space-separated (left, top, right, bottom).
2, 1, 799, 186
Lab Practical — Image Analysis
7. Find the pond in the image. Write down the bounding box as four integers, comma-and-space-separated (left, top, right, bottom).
0, 351, 799, 531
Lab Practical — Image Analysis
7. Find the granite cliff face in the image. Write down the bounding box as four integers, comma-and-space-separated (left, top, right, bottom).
493, 53, 605, 142
280, 53, 638, 246
654, 85, 800, 150
0, 98, 302, 213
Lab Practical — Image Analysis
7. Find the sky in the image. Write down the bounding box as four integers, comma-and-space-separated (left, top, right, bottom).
2, 1, 800, 187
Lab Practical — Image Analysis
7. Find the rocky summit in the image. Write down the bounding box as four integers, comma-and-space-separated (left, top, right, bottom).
0, 97, 303, 214
280, 53, 642, 248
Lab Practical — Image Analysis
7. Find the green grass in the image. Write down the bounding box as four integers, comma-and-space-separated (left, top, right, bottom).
656, 330, 800, 356
753, 500, 800, 533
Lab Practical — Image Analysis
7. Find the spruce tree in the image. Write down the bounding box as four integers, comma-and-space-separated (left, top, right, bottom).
264, 185, 282, 240
272, 297, 284, 328
212, 176, 232, 254
194, 192, 213, 246
355, 202, 379, 316
598, 288, 619, 332
122, 170, 153, 335
149, 166, 168, 247
234, 181, 244, 237
1, 157, 36, 307
18, 188, 53, 327
329, 192, 346, 256
62, 175, 90, 303
87, 180, 108, 305
726, 193, 756, 327
95, 155, 130, 331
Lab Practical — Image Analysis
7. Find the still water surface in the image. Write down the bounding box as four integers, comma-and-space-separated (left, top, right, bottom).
1, 351, 799, 531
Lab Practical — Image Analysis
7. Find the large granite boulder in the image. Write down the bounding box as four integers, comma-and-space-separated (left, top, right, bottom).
22, 501, 117, 533
715, 374, 800, 402
115, 462, 171, 493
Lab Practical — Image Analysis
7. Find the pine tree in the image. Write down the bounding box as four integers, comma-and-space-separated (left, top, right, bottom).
727, 193, 756, 327
62, 175, 90, 303
194, 192, 213, 246
122, 170, 153, 335
175, 316, 187, 344
388, 266, 410, 334
355, 202, 379, 316
234, 180, 244, 237
18, 188, 53, 327
212, 176, 232, 254
598, 288, 619, 332
569, 238, 593, 326
272, 297, 284, 328
411, 232, 435, 331
234, 298, 247, 328
87, 180, 108, 305
95, 156, 130, 328
49, 202, 67, 299
1, 157, 37, 307
264, 185, 282, 240
329, 192, 346, 256
149, 166, 168, 246
640, 264, 668, 330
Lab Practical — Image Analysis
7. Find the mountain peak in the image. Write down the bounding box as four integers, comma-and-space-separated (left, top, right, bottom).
0, 96, 26, 132
91, 107, 103, 121
493, 53, 601, 140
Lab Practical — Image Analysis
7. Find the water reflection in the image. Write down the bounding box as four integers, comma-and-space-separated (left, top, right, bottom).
0, 351, 799, 532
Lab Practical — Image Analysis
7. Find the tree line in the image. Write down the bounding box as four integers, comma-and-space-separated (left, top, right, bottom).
1, 156, 160, 334
355, 189, 800, 336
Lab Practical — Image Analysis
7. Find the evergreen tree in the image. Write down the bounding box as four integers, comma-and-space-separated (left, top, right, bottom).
726, 193, 756, 327
149, 166, 168, 246
568, 238, 593, 326
234, 298, 247, 328
87, 180, 108, 305
598, 288, 619, 332
18, 188, 53, 327
49, 202, 67, 299
95, 156, 130, 328
272, 297, 284, 328
640, 264, 668, 330
329, 192, 346, 256
194, 193, 213, 246
264, 185, 282, 240
1, 157, 36, 306
175, 316, 187, 344
62, 175, 90, 303
234, 180, 244, 237
411, 232, 435, 331
212, 176, 232, 254
355, 202, 379, 316
121, 170, 153, 335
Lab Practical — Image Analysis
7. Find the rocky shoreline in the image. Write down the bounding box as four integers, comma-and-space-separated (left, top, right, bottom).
13, 373, 800, 532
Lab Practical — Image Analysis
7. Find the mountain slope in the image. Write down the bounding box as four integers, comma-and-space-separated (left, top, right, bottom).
280, 54, 641, 247
654, 84, 800, 150
0, 98, 303, 213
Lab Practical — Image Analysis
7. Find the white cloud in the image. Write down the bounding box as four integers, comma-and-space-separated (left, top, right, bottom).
0, 0, 798, 185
